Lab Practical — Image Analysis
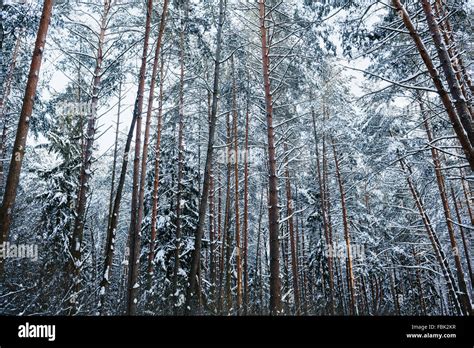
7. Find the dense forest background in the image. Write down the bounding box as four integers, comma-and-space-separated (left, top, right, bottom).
0, 0, 473, 316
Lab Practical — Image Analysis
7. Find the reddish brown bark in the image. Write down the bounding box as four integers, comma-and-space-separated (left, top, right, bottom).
111, 0, 153, 315
391, 0, 474, 169
311, 99, 335, 314
421, 101, 472, 315
223, 112, 233, 313
138, 3, 170, 219
460, 169, 474, 225
99, 79, 122, 313
71, 0, 111, 315
399, 156, 462, 315
148, 57, 166, 283
185, 0, 226, 312
332, 141, 357, 315
421, 0, 473, 142
258, 0, 281, 315
138, 0, 169, 290
433, 0, 473, 118
243, 104, 250, 314
231, 57, 243, 311
217, 168, 225, 312
0, 0, 54, 271
450, 186, 473, 288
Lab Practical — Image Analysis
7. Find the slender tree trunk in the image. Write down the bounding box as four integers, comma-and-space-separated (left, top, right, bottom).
172, 13, 186, 312
102, 105, 137, 313
185, 0, 226, 312
399, 156, 463, 315
148, 57, 166, 284
422, 0, 473, 128
332, 141, 357, 315
99, 79, 122, 313
451, 186, 474, 288
231, 56, 243, 312
435, 0, 474, 95
389, 268, 400, 315
243, 104, 250, 314
311, 99, 335, 314
255, 183, 265, 314
258, 0, 281, 315
433, 0, 473, 117
205, 85, 214, 296
298, 203, 309, 314
134, 0, 169, 291
460, 169, 474, 225
391, 0, 474, 169
0, 0, 54, 269
101, 0, 153, 315
412, 247, 427, 315
224, 112, 233, 314
217, 168, 225, 312
208, 162, 216, 306
281, 222, 289, 312
70, 0, 111, 315
283, 142, 300, 314
107, 79, 122, 235
421, 101, 472, 315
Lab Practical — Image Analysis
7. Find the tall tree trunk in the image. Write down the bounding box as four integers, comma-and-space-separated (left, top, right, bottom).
258, 0, 281, 315
433, 0, 473, 117
283, 142, 300, 314
231, 56, 243, 312
217, 168, 225, 313
148, 57, 166, 283
412, 247, 427, 315
332, 141, 357, 315
70, 0, 111, 315
421, 0, 474, 142
172, 12, 186, 313
300, 222, 309, 314
436, 0, 473, 94
0, 0, 54, 269
99, 78, 122, 313
399, 156, 463, 315
460, 169, 473, 225
311, 98, 335, 314
107, 79, 122, 236
391, 0, 474, 169
133, 0, 169, 296
254, 183, 265, 314
451, 186, 474, 288
224, 112, 233, 314
185, 0, 226, 312
420, 100, 472, 315
243, 102, 250, 314
101, 0, 153, 315
208, 162, 216, 307
389, 268, 400, 315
